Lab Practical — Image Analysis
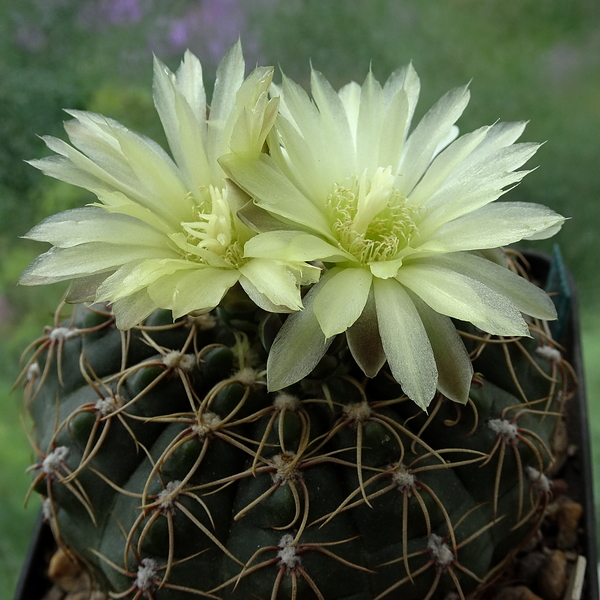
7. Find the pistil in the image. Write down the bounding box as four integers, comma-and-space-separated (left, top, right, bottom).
327, 168, 420, 265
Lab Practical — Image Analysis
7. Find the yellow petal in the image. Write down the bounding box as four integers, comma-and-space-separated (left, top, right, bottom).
239, 258, 303, 312
373, 278, 437, 410
313, 268, 372, 338
267, 278, 334, 391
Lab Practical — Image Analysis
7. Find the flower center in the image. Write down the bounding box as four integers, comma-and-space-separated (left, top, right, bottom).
173, 186, 245, 268
327, 167, 420, 265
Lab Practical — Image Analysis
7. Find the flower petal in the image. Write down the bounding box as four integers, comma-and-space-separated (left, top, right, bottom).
19, 244, 171, 286
175, 49, 207, 124
147, 267, 240, 318
270, 114, 329, 201
378, 88, 410, 174
373, 277, 437, 410
382, 63, 420, 123
338, 81, 361, 139
96, 259, 194, 302
220, 153, 333, 237
396, 84, 470, 195
346, 289, 386, 378
417, 142, 541, 237
451, 120, 528, 173
153, 53, 212, 194
395, 262, 529, 336
369, 257, 404, 279
63, 111, 193, 224
310, 67, 356, 177
356, 71, 385, 173
244, 230, 351, 263
523, 221, 564, 241
28, 146, 134, 202
425, 252, 557, 320
407, 125, 491, 207
23, 207, 166, 249
111, 288, 158, 330
276, 73, 322, 147
313, 268, 373, 338
229, 68, 277, 155
420, 202, 565, 254
239, 258, 304, 312
173, 269, 240, 318
240, 277, 293, 313
206, 40, 245, 166
409, 291, 473, 404
66, 272, 113, 303
90, 190, 172, 234
267, 279, 334, 391
235, 199, 304, 235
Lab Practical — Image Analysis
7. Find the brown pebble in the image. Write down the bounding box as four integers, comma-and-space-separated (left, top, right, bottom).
493, 584, 544, 600
520, 528, 543, 553
537, 549, 568, 600
515, 551, 546, 586
556, 501, 583, 549
47, 548, 89, 593
550, 478, 569, 498
545, 500, 560, 521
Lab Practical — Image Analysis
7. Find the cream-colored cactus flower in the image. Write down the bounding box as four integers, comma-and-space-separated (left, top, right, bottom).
220, 65, 565, 410
20, 43, 319, 329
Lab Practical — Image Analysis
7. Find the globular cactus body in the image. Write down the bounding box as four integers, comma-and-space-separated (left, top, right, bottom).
22, 290, 572, 600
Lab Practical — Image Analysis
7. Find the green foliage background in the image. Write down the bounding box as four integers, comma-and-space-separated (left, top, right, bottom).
1, 0, 599, 596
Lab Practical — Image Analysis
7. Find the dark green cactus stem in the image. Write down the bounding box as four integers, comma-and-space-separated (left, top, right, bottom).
20, 281, 574, 599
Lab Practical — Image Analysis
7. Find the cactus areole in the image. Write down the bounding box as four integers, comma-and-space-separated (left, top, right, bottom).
18, 43, 571, 599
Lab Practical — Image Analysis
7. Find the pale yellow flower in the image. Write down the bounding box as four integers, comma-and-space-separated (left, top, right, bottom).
221, 65, 565, 409
20, 43, 318, 329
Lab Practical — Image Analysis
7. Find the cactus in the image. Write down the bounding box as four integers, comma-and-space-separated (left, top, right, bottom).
19, 269, 574, 600
16, 44, 572, 599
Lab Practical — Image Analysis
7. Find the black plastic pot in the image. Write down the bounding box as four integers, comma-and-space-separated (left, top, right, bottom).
13, 250, 598, 600
526, 248, 598, 600
13, 511, 54, 600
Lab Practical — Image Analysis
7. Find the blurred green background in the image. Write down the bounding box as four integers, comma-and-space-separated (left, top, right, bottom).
1, 0, 599, 596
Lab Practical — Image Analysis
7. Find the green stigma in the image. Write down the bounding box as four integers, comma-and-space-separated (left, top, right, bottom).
327, 168, 420, 265
172, 186, 246, 268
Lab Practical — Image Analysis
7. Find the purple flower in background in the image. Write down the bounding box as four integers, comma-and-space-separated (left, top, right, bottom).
77, 0, 143, 30
166, 0, 260, 65
168, 19, 189, 48
103, 0, 143, 25
200, 0, 245, 62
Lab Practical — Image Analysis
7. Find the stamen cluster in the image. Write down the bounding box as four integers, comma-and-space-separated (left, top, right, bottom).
179, 190, 245, 268
327, 173, 419, 265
